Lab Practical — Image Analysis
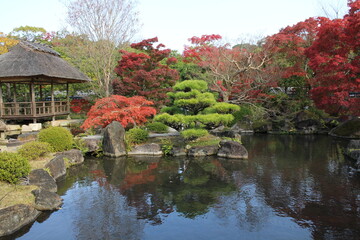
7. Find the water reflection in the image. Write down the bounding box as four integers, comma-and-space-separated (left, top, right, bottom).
8, 135, 360, 240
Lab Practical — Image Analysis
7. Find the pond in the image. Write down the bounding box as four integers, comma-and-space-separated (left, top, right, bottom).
3, 135, 360, 240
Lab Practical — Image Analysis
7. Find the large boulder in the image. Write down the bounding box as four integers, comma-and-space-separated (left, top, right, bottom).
128, 143, 163, 156
329, 118, 360, 138
345, 140, 360, 162
29, 169, 57, 192
102, 121, 126, 157
45, 155, 66, 180
0, 204, 40, 237
217, 140, 248, 159
81, 135, 102, 153
187, 145, 219, 157
17, 132, 38, 142
32, 189, 63, 211
59, 149, 84, 165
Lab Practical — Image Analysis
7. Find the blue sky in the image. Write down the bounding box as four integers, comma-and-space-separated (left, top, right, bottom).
0, 0, 348, 51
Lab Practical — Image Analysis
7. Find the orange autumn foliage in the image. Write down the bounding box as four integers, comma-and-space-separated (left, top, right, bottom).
81, 95, 157, 130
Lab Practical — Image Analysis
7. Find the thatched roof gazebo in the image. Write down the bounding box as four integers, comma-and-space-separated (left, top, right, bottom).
0, 41, 90, 123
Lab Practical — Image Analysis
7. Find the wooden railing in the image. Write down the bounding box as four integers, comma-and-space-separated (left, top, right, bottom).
0, 101, 69, 118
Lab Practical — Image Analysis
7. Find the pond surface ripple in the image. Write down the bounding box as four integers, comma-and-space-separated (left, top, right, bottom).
3, 135, 360, 240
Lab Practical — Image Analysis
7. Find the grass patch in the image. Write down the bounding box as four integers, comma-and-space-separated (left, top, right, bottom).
0, 182, 37, 209
187, 135, 221, 147
29, 153, 55, 170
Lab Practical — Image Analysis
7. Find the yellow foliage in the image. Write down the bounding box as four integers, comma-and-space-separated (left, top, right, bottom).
0, 32, 19, 55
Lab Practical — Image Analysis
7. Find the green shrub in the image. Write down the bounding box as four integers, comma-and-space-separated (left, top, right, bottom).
181, 128, 208, 140
196, 114, 234, 129
173, 80, 208, 92
126, 128, 149, 145
18, 141, 53, 161
154, 113, 185, 130
38, 126, 74, 152
204, 102, 240, 114
146, 122, 168, 133
0, 152, 31, 184
231, 105, 252, 124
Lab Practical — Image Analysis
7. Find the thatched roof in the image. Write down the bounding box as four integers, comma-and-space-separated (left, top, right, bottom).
0, 41, 90, 84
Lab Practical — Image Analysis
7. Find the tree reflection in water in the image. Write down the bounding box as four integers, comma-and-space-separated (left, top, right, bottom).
13, 135, 360, 240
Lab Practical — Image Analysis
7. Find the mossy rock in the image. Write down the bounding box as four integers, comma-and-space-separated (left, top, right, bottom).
329, 118, 360, 138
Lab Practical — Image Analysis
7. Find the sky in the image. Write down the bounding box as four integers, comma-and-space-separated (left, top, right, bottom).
0, 0, 349, 52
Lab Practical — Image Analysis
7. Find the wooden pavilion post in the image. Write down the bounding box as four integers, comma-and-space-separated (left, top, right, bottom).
13, 83, 19, 115
0, 83, 3, 118
30, 81, 37, 123
51, 81, 55, 121
66, 82, 71, 119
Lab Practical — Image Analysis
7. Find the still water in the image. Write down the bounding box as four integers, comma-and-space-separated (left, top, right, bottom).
6, 135, 360, 240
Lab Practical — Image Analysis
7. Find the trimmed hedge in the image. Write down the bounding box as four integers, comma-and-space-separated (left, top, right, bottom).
18, 141, 53, 161
146, 122, 168, 133
126, 128, 149, 144
0, 152, 30, 184
181, 128, 208, 140
38, 127, 74, 152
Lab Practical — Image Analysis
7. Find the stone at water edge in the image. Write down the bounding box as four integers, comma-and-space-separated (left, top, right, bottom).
217, 140, 248, 159
0, 204, 41, 237
29, 169, 57, 193
58, 149, 84, 165
32, 189, 63, 211
45, 155, 66, 180
187, 145, 219, 157
102, 121, 126, 157
128, 143, 163, 156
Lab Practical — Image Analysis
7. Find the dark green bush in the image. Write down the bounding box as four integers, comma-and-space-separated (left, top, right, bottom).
0, 152, 31, 184
126, 128, 149, 145
231, 105, 252, 125
146, 122, 168, 133
154, 113, 185, 130
18, 141, 53, 160
204, 102, 240, 114
181, 128, 208, 140
196, 114, 234, 129
38, 127, 74, 152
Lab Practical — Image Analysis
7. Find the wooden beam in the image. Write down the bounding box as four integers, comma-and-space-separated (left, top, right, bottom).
0, 83, 3, 117
13, 83, 19, 115
51, 81, 55, 121
30, 81, 36, 118
66, 82, 70, 119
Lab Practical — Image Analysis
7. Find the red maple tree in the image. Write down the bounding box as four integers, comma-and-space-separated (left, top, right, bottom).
305, 1, 360, 115
81, 95, 157, 130
265, 17, 325, 93
112, 37, 179, 109
183, 34, 273, 104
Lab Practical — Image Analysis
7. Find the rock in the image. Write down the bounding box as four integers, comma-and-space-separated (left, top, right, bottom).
210, 129, 242, 139
253, 121, 272, 133
29, 169, 57, 192
102, 121, 126, 157
59, 149, 84, 165
345, 140, 360, 162
21, 125, 32, 133
329, 118, 360, 138
32, 189, 63, 211
0, 204, 40, 237
172, 146, 187, 156
82, 135, 102, 152
0, 120, 6, 131
128, 143, 163, 156
29, 123, 42, 131
17, 132, 38, 142
217, 140, 248, 159
45, 155, 66, 180
188, 145, 219, 157
5, 124, 21, 131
